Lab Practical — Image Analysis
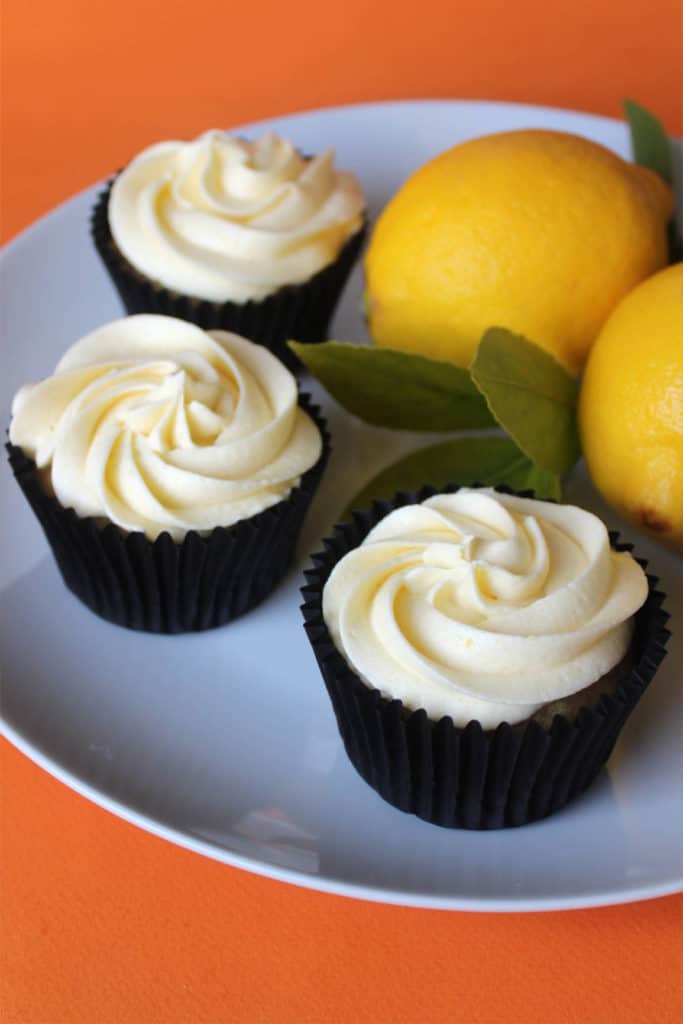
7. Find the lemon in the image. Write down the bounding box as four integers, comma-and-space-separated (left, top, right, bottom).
365, 130, 672, 373
579, 262, 683, 551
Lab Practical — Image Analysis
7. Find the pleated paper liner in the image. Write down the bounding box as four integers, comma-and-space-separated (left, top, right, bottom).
300, 484, 670, 830
91, 180, 367, 374
7, 395, 330, 634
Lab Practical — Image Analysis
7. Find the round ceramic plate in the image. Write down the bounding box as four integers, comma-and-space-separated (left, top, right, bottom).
2, 100, 681, 912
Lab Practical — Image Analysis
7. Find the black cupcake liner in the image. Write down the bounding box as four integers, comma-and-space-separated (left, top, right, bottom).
8, 395, 330, 634
91, 179, 367, 374
300, 484, 670, 829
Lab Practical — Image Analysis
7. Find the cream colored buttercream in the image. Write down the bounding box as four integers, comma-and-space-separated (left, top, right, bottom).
108, 130, 365, 302
323, 489, 647, 728
10, 315, 322, 541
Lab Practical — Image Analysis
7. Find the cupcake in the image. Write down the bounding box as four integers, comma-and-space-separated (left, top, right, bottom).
8, 314, 329, 633
91, 130, 367, 372
301, 485, 669, 829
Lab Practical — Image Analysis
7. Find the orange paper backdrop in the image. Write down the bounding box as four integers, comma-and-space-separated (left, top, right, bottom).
2, 1, 682, 1022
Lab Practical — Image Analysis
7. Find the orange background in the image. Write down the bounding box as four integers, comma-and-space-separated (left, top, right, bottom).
2, 1, 682, 1021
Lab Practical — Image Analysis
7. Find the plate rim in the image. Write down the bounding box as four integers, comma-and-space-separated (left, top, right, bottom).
0, 96, 632, 258
2, 97, 681, 913
4, 719, 681, 912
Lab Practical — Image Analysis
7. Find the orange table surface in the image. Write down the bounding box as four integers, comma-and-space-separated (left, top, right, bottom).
2, 2, 682, 1022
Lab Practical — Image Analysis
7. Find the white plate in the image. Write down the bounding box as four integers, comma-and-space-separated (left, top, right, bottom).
1, 100, 682, 912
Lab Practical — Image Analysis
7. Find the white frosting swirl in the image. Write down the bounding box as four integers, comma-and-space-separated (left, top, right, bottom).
323, 489, 648, 728
10, 315, 322, 541
108, 130, 365, 302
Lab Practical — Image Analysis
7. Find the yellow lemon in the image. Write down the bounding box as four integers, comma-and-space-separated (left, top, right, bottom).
365, 130, 672, 373
579, 262, 683, 551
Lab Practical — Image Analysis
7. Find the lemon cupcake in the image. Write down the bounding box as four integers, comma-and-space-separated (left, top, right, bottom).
301, 486, 669, 828
91, 131, 367, 371
8, 315, 329, 632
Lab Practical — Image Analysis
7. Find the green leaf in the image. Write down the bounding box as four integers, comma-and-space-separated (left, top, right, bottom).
289, 341, 495, 431
346, 436, 560, 517
470, 328, 581, 476
623, 99, 674, 185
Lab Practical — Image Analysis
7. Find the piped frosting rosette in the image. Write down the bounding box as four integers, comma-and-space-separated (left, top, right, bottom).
323, 489, 648, 729
108, 131, 366, 302
10, 315, 322, 542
